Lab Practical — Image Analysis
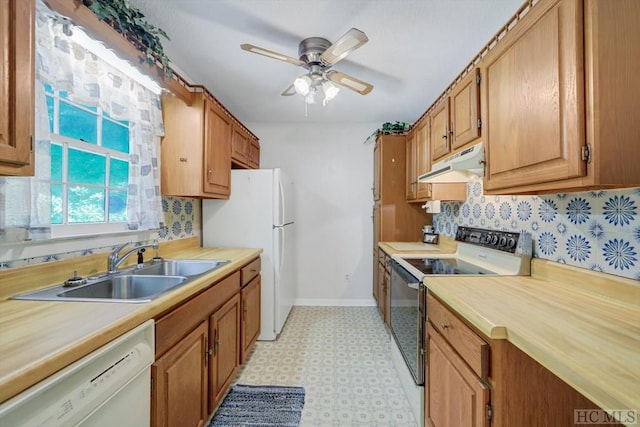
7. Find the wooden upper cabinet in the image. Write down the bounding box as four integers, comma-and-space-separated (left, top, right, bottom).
450, 68, 481, 150
373, 138, 381, 201
231, 125, 249, 167
247, 137, 260, 169
430, 98, 451, 162
161, 92, 231, 198
204, 100, 232, 197
415, 119, 432, 200
0, 0, 35, 176
405, 130, 417, 201
232, 125, 259, 169
481, 0, 586, 192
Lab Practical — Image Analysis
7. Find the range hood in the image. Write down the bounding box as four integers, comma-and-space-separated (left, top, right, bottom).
418, 142, 485, 183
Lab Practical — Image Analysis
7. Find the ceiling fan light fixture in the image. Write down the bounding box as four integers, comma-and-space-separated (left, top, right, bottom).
322, 81, 340, 105
293, 75, 312, 96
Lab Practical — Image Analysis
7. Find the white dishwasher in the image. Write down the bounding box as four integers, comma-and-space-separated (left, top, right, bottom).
0, 320, 154, 427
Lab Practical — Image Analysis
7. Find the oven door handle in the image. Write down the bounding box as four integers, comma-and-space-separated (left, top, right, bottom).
407, 282, 420, 290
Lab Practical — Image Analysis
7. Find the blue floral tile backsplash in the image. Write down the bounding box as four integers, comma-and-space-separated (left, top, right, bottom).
433, 182, 640, 280
159, 196, 201, 241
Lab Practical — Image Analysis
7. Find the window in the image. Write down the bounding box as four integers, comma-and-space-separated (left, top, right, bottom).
44, 83, 130, 231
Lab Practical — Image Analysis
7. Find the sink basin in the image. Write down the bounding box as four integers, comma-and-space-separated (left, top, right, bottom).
11, 259, 230, 303
12, 274, 188, 303
57, 275, 187, 301
133, 259, 230, 277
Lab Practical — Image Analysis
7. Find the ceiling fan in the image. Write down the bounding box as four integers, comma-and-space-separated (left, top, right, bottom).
241, 28, 374, 105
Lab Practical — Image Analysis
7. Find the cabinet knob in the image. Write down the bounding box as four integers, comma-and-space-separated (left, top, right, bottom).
179, 157, 188, 162
208, 169, 212, 175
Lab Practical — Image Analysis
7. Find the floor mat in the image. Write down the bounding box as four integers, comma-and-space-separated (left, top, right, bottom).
209, 384, 305, 426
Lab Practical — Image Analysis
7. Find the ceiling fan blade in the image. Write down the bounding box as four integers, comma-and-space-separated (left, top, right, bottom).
326, 70, 373, 95
321, 28, 368, 65
241, 43, 304, 66
281, 83, 297, 96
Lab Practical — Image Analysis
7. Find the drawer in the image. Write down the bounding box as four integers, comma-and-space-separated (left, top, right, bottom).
427, 293, 489, 379
155, 271, 240, 356
241, 257, 261, 287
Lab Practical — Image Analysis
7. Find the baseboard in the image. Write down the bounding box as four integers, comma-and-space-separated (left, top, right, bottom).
293, 298, 376, 307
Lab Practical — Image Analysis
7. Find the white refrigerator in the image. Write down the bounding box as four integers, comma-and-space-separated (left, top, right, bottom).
202, 168, 295, 340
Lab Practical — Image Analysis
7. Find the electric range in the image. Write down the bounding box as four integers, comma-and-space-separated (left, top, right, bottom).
386, 226, 532, 423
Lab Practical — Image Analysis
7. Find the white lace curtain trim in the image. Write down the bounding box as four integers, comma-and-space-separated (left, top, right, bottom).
0, 9, 165, 242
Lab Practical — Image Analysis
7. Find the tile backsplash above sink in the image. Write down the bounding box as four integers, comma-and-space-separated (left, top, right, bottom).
434, 183, 639, 280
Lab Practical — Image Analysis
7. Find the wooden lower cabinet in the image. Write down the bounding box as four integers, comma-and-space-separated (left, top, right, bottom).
241, 275, 261, 363
152, 321, 209, 427
425, 293, 623, 427
209, 294, 241, 409
427, 323, 489, 427
151, 258, 261, 426
375, 249, 391, 326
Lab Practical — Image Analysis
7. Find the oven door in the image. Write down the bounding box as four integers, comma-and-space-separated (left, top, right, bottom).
390, 259, 425, 385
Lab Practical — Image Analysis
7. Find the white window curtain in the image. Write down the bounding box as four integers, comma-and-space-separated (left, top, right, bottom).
0, 81, 52, 243
0, 9, 165, 242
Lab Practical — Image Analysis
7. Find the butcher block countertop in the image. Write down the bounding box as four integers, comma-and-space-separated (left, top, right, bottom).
425, 260, 640, 422
0, 237, 261, 404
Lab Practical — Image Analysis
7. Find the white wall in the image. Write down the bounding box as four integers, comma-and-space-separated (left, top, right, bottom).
248, 122, 378, 306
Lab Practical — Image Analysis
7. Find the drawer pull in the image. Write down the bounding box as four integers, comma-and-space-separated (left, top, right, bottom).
442, 324, 451, 330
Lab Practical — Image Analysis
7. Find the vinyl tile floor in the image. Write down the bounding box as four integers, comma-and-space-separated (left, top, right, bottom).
233, 306, 418, 427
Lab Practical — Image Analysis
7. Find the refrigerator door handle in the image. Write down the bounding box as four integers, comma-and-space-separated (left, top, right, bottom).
275, 226, 285, 275
278, 178, 286, 226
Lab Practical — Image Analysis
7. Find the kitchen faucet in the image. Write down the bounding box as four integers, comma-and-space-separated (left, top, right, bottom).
107, 242, 159, 274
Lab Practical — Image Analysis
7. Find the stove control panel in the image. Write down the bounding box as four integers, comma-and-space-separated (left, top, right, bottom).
455, 226, 530, 254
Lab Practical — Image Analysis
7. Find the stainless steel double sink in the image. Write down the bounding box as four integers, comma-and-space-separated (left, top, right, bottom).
12, 259, 230, 303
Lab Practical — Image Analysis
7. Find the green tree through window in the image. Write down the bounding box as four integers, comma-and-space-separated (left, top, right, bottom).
44, 83, 130, 225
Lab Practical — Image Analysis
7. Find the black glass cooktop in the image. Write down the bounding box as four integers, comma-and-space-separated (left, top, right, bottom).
404, 258, 497, 275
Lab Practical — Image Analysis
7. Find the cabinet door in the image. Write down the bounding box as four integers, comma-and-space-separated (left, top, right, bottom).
248, 138, 260, 169
451, 68, 480, 150
152, 321, 208, 427
376, 260, 385, 320
209, 293, 241, 411
204, 100, 232, 197
373, 139, 381, 201
160, 94, 205, 197
241, 276, 261, 363
482, 0, 585, 191
405, 131, 417, 200
0, 0, 34, 176
383, 269, 391, 326
231, 126, 249, 167
415, 119, 431, 200
426, 324, 490, 427
430, 98, 451, 162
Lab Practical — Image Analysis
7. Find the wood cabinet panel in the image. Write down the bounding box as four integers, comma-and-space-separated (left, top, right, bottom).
415, 120, 432, 200
241, 275, 261, 363
427, 323, 490, 427
427, 294, 489, 379
0, 0, 34, 176
161, 93, 232, 198
241, 257, 261, 287
451, 68, 480, 150
204, 100, 232, 197
247, 138, 260, 168
405, 131, 417, 200
209, 293, 241, 411
482, 0, 586, 191
152, 321, 208, 427
430, 98, 451, 162
155, 272, 240, 357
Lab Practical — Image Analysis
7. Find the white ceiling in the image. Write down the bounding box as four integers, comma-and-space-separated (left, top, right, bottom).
128, 0, 523, 124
